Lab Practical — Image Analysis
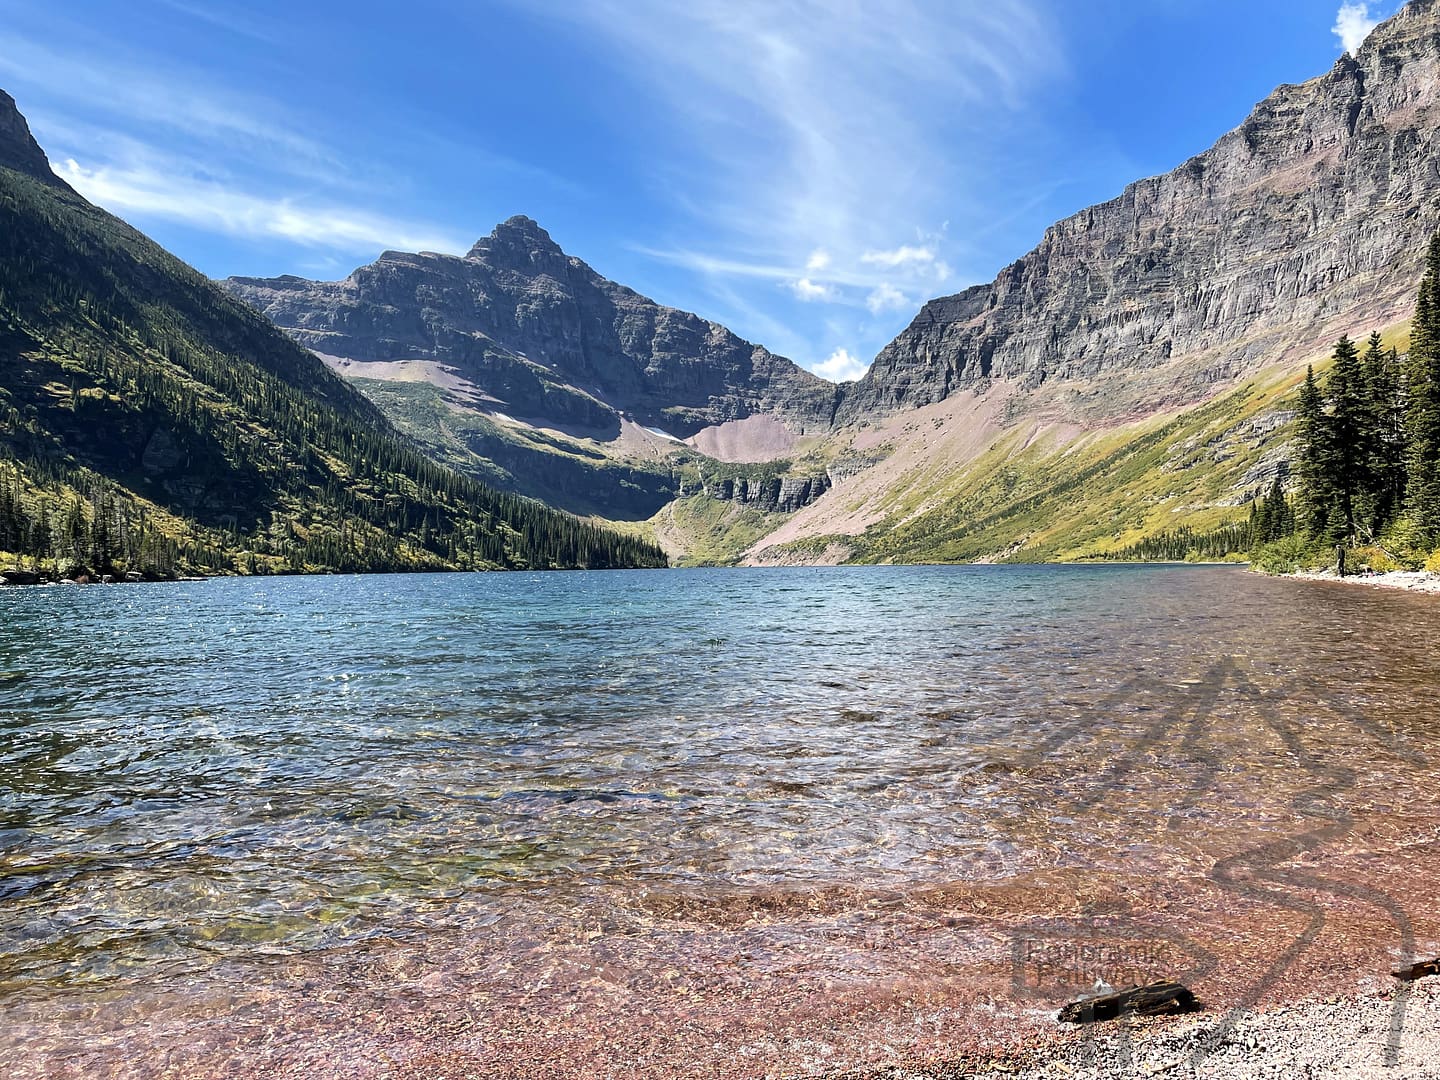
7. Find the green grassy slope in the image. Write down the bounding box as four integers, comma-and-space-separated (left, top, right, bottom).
746, 324, 1413, 566
857, 376, 1298, 564
346, 379, 679, 520
652, 494, 791, 567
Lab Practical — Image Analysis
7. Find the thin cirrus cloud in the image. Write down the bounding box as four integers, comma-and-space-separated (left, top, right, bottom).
0, 30, 331, 172
516, 0, 1060, 373
1, 22, 477, 264
860, 245, 937, 269
56, 157, 469, 257
149, 0, 282, 43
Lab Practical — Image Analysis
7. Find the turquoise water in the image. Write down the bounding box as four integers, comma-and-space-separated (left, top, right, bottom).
2, 564, 1439, 994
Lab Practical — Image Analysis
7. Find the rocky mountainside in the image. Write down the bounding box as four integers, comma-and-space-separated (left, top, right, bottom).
0, 89, 72, 191
215, 1, 1440, 564
839, 0, 1440, 422
0, 92, 666, 575
222, 218, 839, 439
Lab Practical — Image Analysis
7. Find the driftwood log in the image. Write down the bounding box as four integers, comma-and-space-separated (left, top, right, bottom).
1393, 959, 1440, 981
1058, 981, 1199, 1023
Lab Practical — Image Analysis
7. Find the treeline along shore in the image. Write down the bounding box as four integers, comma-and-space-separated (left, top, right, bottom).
1100, 230, 1440, 579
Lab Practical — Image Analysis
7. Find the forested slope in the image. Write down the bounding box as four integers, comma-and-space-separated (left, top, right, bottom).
0, 92, 666, 577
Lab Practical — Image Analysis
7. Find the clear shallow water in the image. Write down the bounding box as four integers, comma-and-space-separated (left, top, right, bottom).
2, 564, 1439, 995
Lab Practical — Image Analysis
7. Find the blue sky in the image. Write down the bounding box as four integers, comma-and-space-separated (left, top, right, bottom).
0, 1, 1402, 380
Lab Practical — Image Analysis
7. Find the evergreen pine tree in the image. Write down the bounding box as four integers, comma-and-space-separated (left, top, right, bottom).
1295, 365, 1331, 537
1258, 475, 1292, 542
1361, 332, 1406, 535
1405, 232, 1440, 543
1324, 335, 1366, 543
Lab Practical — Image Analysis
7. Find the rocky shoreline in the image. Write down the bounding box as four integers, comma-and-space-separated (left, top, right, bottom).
0, 568, 192, 587
1285, 568, 1440, 593
865, 978, 1440, 1080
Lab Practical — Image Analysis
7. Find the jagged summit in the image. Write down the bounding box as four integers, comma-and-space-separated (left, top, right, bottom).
0, 89, 73, 191
223, 216, 838, 441
466, 214, 566, 263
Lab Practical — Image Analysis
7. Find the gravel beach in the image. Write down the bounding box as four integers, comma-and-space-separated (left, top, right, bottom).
1289, 568, 1440, 593
847, 978, 1440, 1079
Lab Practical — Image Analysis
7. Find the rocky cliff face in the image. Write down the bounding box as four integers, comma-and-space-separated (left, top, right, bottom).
222, 217, 839, 439
0, 90, 72, 191
699, 471, 832, 514
216, 0, 1440, 555
839, 0, 1440, 421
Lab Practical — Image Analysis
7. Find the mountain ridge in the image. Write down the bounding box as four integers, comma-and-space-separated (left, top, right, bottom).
178, 1, 1440, 562
839, 0, 1440, 421
0, 89, 73, 192
222, 217, 841, 441
0, 93, 667, 574
225, 0, 1440, 447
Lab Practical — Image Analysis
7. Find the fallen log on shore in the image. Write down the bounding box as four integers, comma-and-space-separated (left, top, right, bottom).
1059, 981, 1199, 1023
1393, 959, 1440, 981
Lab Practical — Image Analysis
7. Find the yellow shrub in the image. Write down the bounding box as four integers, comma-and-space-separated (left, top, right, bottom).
1352, 545, 1400, 574
1425, 548, 1440, 574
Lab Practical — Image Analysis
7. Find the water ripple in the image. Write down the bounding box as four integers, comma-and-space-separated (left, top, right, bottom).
2, 565, 1439, 990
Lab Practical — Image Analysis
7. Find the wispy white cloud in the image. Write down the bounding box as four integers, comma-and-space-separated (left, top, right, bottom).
56, 158, 469, 257
1, 20, 560, 268
860, 245, 935, 269
805, 249, 831, 272
151, 0, 281, 43
638, 246, 922, 290
516, 0, 1060, 373
866, 283, 911, 315
0, 31, 331, 170
789, 277, 836, 302
812, 347, 869, 382
1333, 3, 1379, 54
861, 241, 952, 284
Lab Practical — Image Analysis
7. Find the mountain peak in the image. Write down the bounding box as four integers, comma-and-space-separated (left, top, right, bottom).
0, 90, 72, 191
467, 215, 565, 263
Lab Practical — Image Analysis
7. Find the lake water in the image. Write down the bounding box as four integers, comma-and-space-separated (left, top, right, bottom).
4, 565, 1440, 1074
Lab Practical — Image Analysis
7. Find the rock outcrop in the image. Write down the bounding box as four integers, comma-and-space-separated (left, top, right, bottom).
701, 472, 832, 514
839, 0, 1440, 421
0, 90, 72, 191
222, 217, 840, 439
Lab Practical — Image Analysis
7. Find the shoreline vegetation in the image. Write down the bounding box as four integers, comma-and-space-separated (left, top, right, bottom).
1234, 231, 1440, 579
0, 566, 196, 586
0, 560, 656, 587
1031, 228, 1440, 578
